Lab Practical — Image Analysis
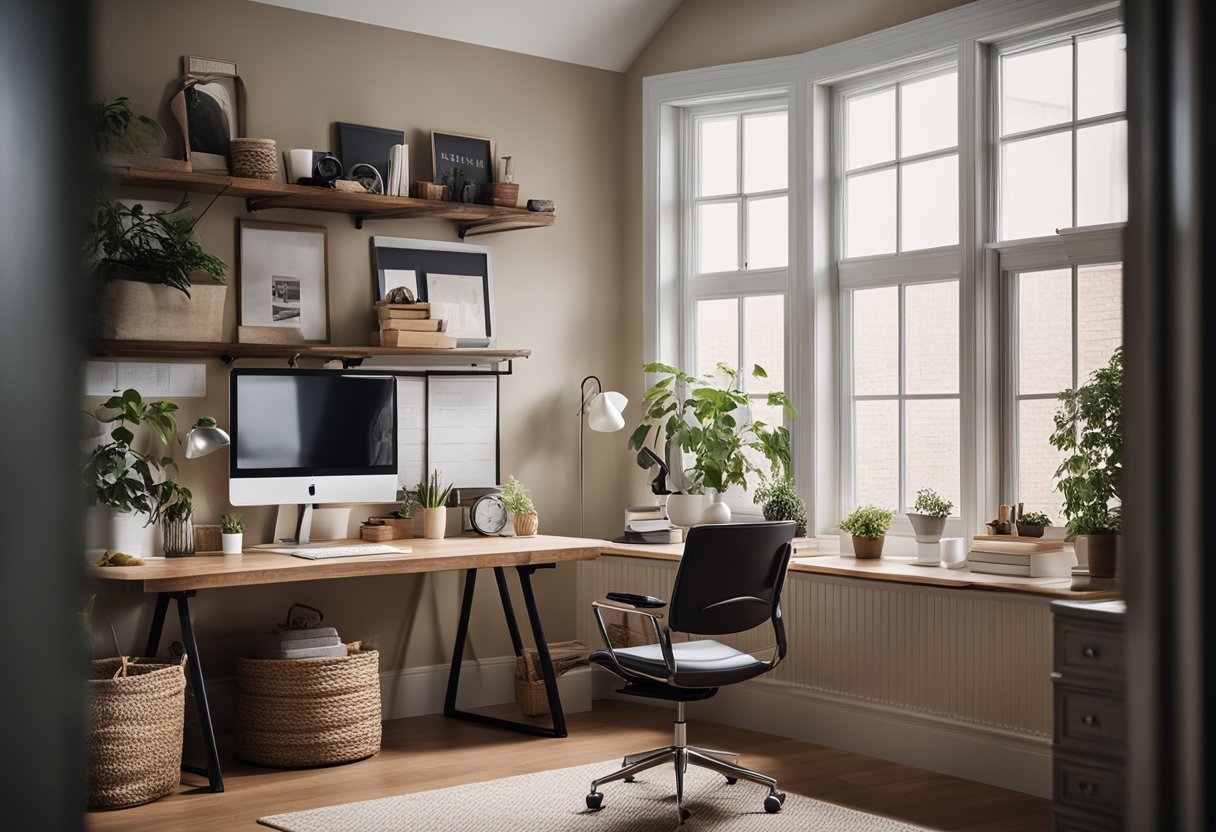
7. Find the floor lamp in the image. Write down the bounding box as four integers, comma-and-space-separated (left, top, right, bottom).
579, 376, 627, 537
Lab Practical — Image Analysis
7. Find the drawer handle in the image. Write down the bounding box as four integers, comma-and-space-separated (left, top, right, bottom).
1079, 781, 1097, 797
1082, 713, 1100, 728
1082, 645, 1099, 659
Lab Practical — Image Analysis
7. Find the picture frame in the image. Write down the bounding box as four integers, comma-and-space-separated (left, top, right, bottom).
238, 220, 330, 343
170, 55, 244, 173
370, 236, 495, 347
430, 131, 495, 204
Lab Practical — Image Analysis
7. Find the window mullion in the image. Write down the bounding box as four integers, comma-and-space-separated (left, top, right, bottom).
898, 283, 907, 514
895, 81, 903, 254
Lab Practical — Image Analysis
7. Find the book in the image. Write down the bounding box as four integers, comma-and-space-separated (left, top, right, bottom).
791, 537, 819, 554
376, 301, 430, 314
387, 143, 409, 197
379, 329, 457, 349
255, 643, 351, 660
380, 317, 446, 332
255, 632, 341, 651
968, 549, 1076, 577
970, 538, 1064, 555
968, 550, 1047, 565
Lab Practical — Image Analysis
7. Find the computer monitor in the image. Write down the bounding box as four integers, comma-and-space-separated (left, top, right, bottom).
229, 369, 397, 540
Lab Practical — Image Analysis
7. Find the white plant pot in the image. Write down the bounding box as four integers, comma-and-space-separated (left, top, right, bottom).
907, 513, 947, 544
222, 533, 244, 555
96, 508, 158, 559
665, 494, 705, 527
422, 507, 447, 540
701, 491, 731, 524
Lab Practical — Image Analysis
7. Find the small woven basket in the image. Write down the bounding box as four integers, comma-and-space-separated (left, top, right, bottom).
86, 655, 187, 809
234, 647, 381, 767
229, 138, 279, 181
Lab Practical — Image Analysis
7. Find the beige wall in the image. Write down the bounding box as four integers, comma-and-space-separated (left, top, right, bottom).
90, 0, 627, 675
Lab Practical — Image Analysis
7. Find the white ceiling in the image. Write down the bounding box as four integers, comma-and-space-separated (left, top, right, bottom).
249, 0, 683, 73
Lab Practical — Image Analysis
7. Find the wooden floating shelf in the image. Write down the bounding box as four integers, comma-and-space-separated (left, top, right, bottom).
93, 339, 530, 366
117, 167, 557, 237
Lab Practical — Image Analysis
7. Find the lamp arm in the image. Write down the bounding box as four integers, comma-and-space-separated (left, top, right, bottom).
577, 375, 602, 415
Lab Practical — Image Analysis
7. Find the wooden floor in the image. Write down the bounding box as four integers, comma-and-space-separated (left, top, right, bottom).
86, 700, 1050, 831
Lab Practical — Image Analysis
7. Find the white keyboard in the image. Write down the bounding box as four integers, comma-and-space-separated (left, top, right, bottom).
268, 544, 409, 560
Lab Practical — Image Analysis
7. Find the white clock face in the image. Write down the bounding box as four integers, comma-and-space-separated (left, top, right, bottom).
471, 495, 508, 535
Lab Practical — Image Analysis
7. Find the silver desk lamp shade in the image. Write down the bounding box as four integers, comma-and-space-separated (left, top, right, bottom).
185, 417, 231, 459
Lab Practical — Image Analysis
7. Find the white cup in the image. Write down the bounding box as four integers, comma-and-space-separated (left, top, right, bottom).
287, 149, 315, 183
940, 537, 967, 569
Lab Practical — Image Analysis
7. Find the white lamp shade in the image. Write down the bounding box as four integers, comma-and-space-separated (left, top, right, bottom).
587, 391, 627, 432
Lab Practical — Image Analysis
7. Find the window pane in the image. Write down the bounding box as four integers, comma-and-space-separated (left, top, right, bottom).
1077, 263, 1123, 381
846, 168, 896, 257
900, 154, 959, 250
853, 286, 899, 396
1002, 42, 1072, 135
905, 399, 960, 515
1000, 132, 1072, 240
697, 201, 739, 273
1018, 398, 1066, 523
855, 399, 899, 511
904, 281, 959, 395
744, 295, 785, 394
846, 87, 896, 170
1078, 31, 1126, 119
696, 298, 739, 378
698, 116, 737, 197
746, 195, 788, 269
743, 112, 788, 192
900, 72, 958, 157
1018, 269, 1073, 395
749, 399, 785, 435
1076, 121, 1128, 227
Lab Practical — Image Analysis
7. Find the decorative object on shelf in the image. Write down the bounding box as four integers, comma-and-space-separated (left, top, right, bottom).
333, 178, 371, 194
578, 375, 628, 536
754, 477, 808, 536
1016, 510, 1052, 538
431, 130, 494, 204
229, 137, 279, 181
416, 470, 454, 539
985, 503, 1014, 535
497, 155, 515, 184
413, 181, 445, 200
839, 505, 894, 559
360, 519, 394, 542
237, 324, 306, 344
470, 494, 508, 536
375, 301, 455, 348
194, 523, 222, 553
337, 122, 404, 193
527, 199, 555, 212
170, 55, 244, 173
93, 96, 187, 171
221, 514, 245, 555
301, 152, 343, 188
501, 476, 538, 537
238, 219, 330, 342
485, 183, 519, 207
908, 487, 952, 544
1050, 346, 1123, 579
286, 148, 319, 183
347, 162, 384, 194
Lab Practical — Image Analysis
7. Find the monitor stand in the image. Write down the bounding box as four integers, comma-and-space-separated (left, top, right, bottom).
278, 504, 316, 545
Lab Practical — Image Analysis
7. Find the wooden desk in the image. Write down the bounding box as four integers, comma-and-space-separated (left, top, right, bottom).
88, 535, 604, 793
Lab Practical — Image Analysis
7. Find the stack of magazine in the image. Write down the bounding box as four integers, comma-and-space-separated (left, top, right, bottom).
255, 626, 347, 660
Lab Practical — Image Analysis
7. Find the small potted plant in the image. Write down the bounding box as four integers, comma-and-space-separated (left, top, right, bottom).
154, 483, 194, 556
908, 488, 952, 544
501, 476, 538, 537
1016, 511, 1052, 538
839, 505, 894, 559
221, 514, 245, 555
753, 477, 808, 536
416, 471, 453, 540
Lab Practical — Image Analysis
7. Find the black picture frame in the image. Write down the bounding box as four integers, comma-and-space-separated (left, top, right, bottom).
430, 131, 495, 204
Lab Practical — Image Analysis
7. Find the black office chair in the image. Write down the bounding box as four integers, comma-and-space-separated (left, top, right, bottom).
586, 520, 796, 823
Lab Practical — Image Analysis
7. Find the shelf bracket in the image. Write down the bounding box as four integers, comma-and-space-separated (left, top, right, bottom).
355, 215, 365, 230
245, 197, 258, 214
341, 357, 365, 369
288, 354, 300, 369
221, 354, 236, 366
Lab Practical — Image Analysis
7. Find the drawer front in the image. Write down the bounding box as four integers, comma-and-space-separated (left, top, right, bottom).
1058, 620, 1124, 679
1055, 755, 1123, 817
1053, 807, 1122, 832
1056, 684, 1126, 752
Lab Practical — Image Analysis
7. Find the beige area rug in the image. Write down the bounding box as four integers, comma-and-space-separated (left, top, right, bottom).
259, 759, 929, 832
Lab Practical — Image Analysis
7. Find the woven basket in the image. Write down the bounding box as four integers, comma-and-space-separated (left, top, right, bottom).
86, 656, 187, 809
234, 647, 381, 767
230, 138, 279, 181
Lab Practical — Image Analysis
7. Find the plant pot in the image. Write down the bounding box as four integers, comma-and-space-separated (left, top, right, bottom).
162, 519, 195, 557
701, 491, 732, 524
907, 513, 946, 544
986, 522, 1011, 535
484, 182, 519, 207
513, 512, 539, 537
1084, 534, 1118, 578
222, 533, 244, 555
96, 278, 226, 342
1016, 523, 1046, 538
422, 507, 447, 540
665, 494, 705, 527
89, 508, 158, 560
852, 535, 886, 559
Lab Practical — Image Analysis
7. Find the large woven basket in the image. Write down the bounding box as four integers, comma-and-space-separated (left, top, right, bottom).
87, 656, 187, 809
234, 647, 381, 768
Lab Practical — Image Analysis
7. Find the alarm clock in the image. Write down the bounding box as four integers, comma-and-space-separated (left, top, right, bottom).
469, 494, 508, 536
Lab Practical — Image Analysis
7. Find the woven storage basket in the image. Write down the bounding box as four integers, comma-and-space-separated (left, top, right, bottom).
229, 138, 278, 181
234, 647, 381, 767
86, 656, 187, 809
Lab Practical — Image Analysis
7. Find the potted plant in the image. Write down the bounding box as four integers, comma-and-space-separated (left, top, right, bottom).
416, 471, 453, 540
155, 482, 194, 557
1016, 511, 1052, 538
93, 95, 186, 171
629, 362, 794, 525
221, 514, 245, 555
1049, 347, 1123, 578
501, 476, 538, 537
839, 505, 894, 559
753, 477, 808, 537
908, 488, 952, 544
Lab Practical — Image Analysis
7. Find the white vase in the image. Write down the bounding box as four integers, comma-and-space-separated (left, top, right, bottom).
422, 507, 447, 540
701, 491, 731, 524
222, 533, 244, 556
104, 508, 158, 558
665, 494, 705, 527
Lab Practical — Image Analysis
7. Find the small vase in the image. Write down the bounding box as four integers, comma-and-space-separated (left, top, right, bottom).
1084, 534, 1118, 578
907, 513, 946, 544
514, 512, 539, 537
162, 519, 195, 557
222, 533, 244, 556
422, 507, 447, 540
852, 535, 885, 559
665, 494, 705, 527
701, 491, 731, 524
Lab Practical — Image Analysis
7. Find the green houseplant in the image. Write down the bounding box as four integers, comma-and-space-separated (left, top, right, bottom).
221, 514, 245, 556
1016, 510, 1052, 538
500, 476, 538, 537
839, 505, 894, 560
630, 362, 794, 525
1049, 346, 1123, 577
93, 96, 165, 156
754, 477, 808, 537
416, 471, 454, 540
907, 488, 953, 544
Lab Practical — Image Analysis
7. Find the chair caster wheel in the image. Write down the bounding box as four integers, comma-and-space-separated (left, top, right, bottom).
624, 776, 635, 783
586, 791, 603, 810
764, 792, 786, 813
725, 776, 738, 784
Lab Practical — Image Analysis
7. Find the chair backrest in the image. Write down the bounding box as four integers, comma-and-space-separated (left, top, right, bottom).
667, 521, 795, 636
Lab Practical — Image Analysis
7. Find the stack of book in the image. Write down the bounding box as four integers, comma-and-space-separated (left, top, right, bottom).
967, 536, 1075, 577
374, 301, 456, 349
619, 519, 683, 545
254, 625, 348, 660
791, 538, 819, 556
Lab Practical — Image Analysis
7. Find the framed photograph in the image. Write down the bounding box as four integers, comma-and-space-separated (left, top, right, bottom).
430, 131, 495, 204
238, 220, 330, 342
170, 55, 243, 173
370, 236, 494, 347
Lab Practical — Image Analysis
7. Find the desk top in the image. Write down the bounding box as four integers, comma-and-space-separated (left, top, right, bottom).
87, 535, 605, 593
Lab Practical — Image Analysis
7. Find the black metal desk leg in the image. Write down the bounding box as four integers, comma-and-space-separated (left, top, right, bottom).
173, 591, 225, 793
516, 565, 567, 737
142, 592, 171, 658
493, 566, 525, 656
444, 568, 478, 717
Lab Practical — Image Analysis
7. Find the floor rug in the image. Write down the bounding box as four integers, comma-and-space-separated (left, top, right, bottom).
259, 759, 929, 831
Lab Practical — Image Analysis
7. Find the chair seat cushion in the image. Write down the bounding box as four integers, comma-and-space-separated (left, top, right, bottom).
592, 639, 768, 688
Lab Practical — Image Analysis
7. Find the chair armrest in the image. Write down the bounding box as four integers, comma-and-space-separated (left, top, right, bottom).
590, 601, 674, 684
592, 600, 665, 621
605, 591, 667, 609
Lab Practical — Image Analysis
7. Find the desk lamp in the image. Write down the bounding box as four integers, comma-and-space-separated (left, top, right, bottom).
185, 417, 231, 459
579, 376, 627, 536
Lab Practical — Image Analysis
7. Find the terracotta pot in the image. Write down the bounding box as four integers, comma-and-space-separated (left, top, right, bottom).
422, 507, 447, 540
907, 513, 946, 544
852, 535, 886, 559
1084, 534, 1118, 578
514, 512, 539, 537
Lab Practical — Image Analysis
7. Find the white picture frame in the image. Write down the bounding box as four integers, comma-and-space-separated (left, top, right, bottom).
238, 220, 330, 342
